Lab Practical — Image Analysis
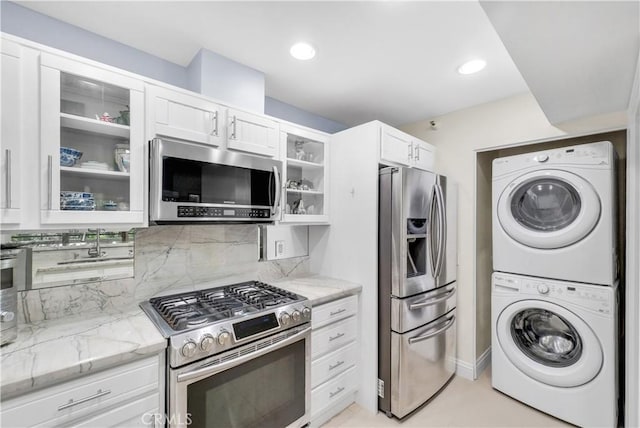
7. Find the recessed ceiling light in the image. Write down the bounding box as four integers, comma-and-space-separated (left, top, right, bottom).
290, 42, 316, 60
457, 59, 486, 75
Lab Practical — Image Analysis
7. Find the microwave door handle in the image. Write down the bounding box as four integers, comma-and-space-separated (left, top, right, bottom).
272, 166, 281, 217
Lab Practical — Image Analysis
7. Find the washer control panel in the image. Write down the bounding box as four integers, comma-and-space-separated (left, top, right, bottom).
493, 273, 614, 315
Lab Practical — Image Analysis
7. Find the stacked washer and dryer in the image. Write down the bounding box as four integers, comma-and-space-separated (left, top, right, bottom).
491, 141, 619, 427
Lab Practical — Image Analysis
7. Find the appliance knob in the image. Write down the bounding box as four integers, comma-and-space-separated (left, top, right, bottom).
292, 310, 301, 322
535, 154, 549, 163
181, 340, 197, 358
302, 307, 311, 319
0, 311, 15, 322
537, 284, 550, 294
280, 312, 291, 326
200, 334, 215, 351
218, 330, 231, 346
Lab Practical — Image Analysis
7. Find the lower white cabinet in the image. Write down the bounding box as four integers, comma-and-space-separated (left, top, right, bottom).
310, 295, 359, 427
1, 354, 163, 428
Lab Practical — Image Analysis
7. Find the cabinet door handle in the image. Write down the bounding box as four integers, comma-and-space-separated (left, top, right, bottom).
415, 145, 420, 161
408, 143, 413, 161
329, 386, 345, 398
329, 332, 345, 342
5, 149, 11, 209
57, 389, 111, 411
329, 360, 345, 371
211, 111, 219, 136
230, 115, 237, 139
47, 155, 53, 210
330, 308, 346, 317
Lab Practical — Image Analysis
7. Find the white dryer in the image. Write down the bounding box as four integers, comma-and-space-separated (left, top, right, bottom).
491, 272, 618, 427
492, 141, 617, 285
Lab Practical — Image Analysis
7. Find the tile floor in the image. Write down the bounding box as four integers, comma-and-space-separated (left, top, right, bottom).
322, 367, 572, 427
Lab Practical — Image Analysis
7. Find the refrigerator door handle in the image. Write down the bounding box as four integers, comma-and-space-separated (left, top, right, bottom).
408, 287, 456, 310
428, 185, 438, 276
434, 183, 447, 278
408, 315, 456, 344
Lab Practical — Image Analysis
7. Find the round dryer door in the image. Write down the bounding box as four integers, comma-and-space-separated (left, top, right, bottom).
497, 170, 600, 249
496, 300, 603, 387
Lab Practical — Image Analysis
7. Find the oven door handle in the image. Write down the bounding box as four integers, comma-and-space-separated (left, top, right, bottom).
177, 326, 310, 383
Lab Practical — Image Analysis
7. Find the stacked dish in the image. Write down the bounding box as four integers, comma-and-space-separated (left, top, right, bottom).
60, 147, 82, 167
60, 191, 96, 211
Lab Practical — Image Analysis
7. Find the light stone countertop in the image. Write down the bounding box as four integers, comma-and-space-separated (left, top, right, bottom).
273, 275, 362, 306
0, 306, 166, 400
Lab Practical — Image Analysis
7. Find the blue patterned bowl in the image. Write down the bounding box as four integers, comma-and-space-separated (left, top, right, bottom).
60, 147, 82, 167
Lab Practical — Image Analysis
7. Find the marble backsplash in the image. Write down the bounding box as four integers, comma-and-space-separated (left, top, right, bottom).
17, 225, 309, 324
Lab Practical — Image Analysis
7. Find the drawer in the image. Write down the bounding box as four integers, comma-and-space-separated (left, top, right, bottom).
312, 295, 357, 329
311, 366, 357, 418
72, 392, 159, 427
2, 355, 160, 428
311, 342, 357, 389
312, 316, 357, 359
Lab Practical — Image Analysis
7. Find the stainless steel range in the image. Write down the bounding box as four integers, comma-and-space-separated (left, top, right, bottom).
141, 280, 311, 428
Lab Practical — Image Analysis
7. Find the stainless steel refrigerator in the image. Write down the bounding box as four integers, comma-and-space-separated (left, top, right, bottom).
378, 166, 457, 419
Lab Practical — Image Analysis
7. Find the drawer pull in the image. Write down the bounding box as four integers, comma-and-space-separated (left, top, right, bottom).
57, 389, 111, 411
330, 308, 347, 317
329, 332, 345, 342
329, 386, 345, 398
329, 360, 345, 371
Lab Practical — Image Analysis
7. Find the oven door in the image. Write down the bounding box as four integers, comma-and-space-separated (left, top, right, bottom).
150, 138, 281, 222
169, 326, 310, 428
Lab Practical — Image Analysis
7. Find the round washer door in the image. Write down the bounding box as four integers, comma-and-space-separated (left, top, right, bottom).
497, 170, 600, 249
496, 300, 603, 387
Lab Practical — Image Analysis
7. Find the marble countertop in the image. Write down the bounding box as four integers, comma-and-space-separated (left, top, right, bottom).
0, 274, 360, 400
0, 306, 166, 400
273, 275, 362, 306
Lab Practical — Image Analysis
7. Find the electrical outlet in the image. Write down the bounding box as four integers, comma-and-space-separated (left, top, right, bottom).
275, 240, 285, 258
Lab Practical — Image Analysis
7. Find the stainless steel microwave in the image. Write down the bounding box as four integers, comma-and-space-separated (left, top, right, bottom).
149, 139, 282, 223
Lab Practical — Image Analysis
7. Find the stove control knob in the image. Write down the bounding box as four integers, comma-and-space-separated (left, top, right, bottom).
218, 330, 231, 346
181, 340, 197, 358
292, 310, 301, 322
280, 312, 291, 326
0, 311, 15, 322
200, 334, 215, 351
537, 284, 550, 294
302, 307, 311, 319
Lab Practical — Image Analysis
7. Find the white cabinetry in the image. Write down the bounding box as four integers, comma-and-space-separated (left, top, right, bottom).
39, 52, 145, 228
379, 123, 435, 171
310, 295, 359, 427
226, 108, 279, 158
147, 85, 224, 147
1, 354, 163, 428
281, 124, 330, 223
0, 39, 26, 227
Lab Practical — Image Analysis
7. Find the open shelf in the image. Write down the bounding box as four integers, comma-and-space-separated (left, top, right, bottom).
60, 166, 130, 179
60, 113, 130, 138
286, 158, 324, 168
285, 189, 324, 195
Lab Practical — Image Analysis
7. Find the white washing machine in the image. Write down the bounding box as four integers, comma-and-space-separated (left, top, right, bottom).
492, 141, 617, 285
491, 272, 618, 427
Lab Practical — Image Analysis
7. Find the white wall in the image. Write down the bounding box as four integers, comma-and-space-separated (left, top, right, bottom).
400, 92, 626, 370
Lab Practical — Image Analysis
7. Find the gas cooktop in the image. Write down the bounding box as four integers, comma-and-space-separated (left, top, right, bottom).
140, 280, 311, 367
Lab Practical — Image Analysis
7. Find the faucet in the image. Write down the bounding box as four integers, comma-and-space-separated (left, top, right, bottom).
87, 228, 106, 258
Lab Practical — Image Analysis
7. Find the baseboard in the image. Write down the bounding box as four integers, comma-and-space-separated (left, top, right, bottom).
476, 347, 491, 377
455, 347, 491, 381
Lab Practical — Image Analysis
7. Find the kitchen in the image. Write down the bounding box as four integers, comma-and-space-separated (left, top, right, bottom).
0, 1, 639, 428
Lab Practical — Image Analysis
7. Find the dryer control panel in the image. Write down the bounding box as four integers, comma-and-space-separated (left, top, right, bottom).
493, 272, 615, 315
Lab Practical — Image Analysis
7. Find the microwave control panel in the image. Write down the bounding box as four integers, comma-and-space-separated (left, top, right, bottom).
177, 206, 271, 219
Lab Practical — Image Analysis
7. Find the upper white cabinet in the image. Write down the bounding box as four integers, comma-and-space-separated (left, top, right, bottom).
39, 53, 145, 227
0, 39, 25, 227
226, 108, 279, 158
280, 124, 330, 224
146, 85, 224, 147
379, 124, 434, 171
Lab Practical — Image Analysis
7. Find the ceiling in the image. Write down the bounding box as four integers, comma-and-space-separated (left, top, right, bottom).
14, 1, 640, 128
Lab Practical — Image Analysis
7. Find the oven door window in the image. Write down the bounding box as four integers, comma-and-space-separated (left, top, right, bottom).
162, 156, 274, 206
1, 266, 13, 289
186, 340, 305, 428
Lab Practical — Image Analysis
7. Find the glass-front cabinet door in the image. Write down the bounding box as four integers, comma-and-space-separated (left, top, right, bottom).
39, 53, 145, 227
280, 124, 329, 223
